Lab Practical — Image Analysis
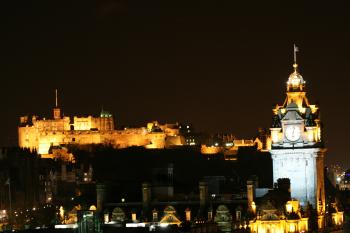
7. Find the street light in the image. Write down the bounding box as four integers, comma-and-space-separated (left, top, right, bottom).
5, 177, 12, 229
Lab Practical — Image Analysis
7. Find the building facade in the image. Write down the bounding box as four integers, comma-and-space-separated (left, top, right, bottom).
269, 57, 326, 226
18, 96, 184, 155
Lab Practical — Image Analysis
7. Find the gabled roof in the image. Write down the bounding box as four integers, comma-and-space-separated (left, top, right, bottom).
282, 109, 303, 121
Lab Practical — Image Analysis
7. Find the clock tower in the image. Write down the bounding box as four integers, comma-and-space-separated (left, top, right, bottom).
269, 47, 325, 219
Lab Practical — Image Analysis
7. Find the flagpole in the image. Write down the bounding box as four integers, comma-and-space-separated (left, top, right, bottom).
55, 89, 58, 108
293, 44, 297, 64
8, 178, 12, 228
293, 44, 299, 72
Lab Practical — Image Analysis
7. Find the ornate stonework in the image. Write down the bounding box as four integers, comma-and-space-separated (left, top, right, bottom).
269, 55, 325, 222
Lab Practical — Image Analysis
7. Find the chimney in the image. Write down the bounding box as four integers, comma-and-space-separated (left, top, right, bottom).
96, 184, 106, 213
152, 209, 158, 222
277, 178, 291, 197
142, 182, 151, 209
199, 181, 208, 208
132, 212, 137, 223
61, 164, 67, 181
208, 208, 213, 221
247, 180, 256, 213
185, 208, 191, 221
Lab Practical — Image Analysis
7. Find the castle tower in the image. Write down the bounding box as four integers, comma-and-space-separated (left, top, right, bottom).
53, 89, 61, 120
269, 46, 325, 219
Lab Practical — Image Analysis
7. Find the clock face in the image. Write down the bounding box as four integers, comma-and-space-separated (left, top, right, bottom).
285, 125, 301, 142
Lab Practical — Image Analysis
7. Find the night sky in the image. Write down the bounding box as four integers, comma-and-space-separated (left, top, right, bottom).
1, 1, 350, 167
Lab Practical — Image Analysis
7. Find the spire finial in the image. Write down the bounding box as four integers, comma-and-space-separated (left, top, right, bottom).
55, 89, 58, 107
293, 44, 299, 72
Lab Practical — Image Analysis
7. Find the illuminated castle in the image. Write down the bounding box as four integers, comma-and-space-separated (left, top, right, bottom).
18, 90, 184, 155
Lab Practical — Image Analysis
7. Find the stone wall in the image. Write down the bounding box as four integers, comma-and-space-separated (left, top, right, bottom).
18, 116, 182, 154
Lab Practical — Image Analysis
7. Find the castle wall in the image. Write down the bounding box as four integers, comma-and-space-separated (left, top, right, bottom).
18, 126, 39, 150
73, 116, 93, 130
201, 145, 223, 154
18, 123, 178, 154
73, 116, 114, 131
145, 133, 166, 149
110, 129, 150, 148
18, 109, 183, 154
165, 135, 185, 148
33, 117, 71, 131
159, 124, 179, 137
94, 117, 114, 131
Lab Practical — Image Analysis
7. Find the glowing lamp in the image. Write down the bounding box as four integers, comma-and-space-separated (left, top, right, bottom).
104, 213, 109, 223
132, 213, 137, 222
286, 202, 292, 213
251, 202, 256, 213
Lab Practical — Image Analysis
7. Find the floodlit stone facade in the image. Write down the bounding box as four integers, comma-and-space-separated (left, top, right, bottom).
269, 56, 328, 229
249, 200, 309, 233
18, 103, 184, 155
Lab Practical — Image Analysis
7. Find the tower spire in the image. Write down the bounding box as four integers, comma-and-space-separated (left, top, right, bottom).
293, 44, 299, 72
55, 89, 58, 107
287, 44, 305, 91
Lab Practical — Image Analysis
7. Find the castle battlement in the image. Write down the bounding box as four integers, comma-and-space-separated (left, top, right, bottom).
18, 94, 183, 155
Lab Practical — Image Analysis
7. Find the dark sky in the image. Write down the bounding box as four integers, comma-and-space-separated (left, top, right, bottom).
1, 1, 350, 167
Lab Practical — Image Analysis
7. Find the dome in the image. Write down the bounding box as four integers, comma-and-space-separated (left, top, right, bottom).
164, 205, 176, 214
286, 212, 300, 220
216, 205, 229, 213
259, 201, 276, 211
287, 72, 305, 87
287, 64, 306, 91
261, 213, 280, 221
